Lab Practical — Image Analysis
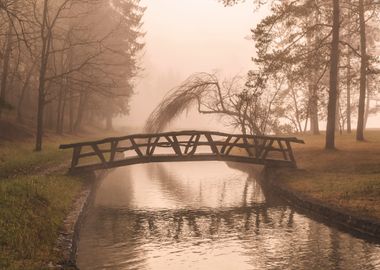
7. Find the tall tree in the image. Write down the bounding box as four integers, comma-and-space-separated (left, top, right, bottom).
0, 23, 13, 118
356, 0, 367, 141
325, 0, 340, 149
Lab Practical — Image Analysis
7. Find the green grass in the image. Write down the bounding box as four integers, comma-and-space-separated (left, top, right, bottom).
0, 142, 70, 179
0, 174, 84, 270
275, 130, 380, 221
0, 137, 92, 269
0, 130, 126, 269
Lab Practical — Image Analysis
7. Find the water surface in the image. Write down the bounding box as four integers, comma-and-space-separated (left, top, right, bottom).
77, 162, 380, 270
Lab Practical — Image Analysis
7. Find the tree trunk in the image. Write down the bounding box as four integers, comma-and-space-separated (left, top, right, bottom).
307, 13, 320, 136
69, 90, 74, 133
309, 85, 320, 135
35, 0, 50, 151
74, 92, 88, 132
356, 0, 367, 141
325, 0, 340, 150
56, 86, 63, 134
17, 61, 36, 123
59, 90, 67, 134
0, 24, 13, 119
335, 94, 340, 132
35, 85, 45, 151
364, 78, 370, 129
290, 84, 303, 133
346, 54, 352, 133
106, 115, 113, 130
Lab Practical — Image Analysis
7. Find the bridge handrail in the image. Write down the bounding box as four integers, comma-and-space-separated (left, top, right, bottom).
59, 130, 304, 149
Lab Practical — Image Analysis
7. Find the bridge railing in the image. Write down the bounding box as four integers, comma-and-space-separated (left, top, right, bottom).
59, 130, 304, 172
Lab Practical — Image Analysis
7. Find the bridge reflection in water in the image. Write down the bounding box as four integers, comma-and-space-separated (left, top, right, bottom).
77, 162, 380, 270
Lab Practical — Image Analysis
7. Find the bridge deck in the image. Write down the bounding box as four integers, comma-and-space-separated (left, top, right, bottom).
59, 130, 304, 173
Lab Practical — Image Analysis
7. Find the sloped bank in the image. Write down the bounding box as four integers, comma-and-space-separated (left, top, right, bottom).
54, 170, 110, 270
52, 172, 94, 270
264, 167, 380, 241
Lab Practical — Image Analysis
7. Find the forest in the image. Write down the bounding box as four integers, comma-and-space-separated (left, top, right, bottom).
0, 0, 145, 150
148, 0, 380, 149
1, 0, 380, 151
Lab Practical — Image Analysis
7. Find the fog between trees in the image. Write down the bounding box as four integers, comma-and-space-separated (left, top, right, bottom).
149, 0, 380, 149
1, 0, 380, 151
0, 0, 144, 150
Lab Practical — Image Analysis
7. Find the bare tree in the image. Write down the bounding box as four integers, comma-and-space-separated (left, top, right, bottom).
146, 72, 283, 135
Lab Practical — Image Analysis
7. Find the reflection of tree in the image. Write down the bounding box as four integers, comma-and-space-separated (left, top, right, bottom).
151, 162, 281, 209
77, 207, 149, 269
78, 165, 380, 270
148, 163, 196, 204
89, 205, 294, 242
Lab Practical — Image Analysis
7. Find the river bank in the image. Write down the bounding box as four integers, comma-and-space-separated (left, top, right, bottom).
0, 124, 121, 270
268, 130, 380, 238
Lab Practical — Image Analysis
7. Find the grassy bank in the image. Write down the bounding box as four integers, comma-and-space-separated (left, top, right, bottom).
274, 130, 380, 222
0, 131, 115, 270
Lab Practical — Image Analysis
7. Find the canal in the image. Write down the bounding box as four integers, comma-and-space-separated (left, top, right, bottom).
76, 162, 380, 270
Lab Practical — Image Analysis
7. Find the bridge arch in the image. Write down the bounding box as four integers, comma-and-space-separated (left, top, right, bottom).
59, 130, 304, 173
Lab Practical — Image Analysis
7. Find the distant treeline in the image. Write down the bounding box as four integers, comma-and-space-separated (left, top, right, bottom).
0, 0, 145, 150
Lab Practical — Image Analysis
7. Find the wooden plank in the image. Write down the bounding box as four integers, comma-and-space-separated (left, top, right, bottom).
129, 138, 144, 158
205, 133, 220, 156
165, 135, 183, 156
277, 139, 288, 161
187, 134, 201, 156
91, 144, 107, 164
242, 137, 254, 157
184, 134, 195, 154
109, 140, 119, 162
285, 140, 296, 164
256, 138, 267, 159
68, 154, 295, 173
61, 130, 304, 173
261, 139, 274, 159
147, 136, 161, 156
146, 137, 152, 155
252, 137, 260, 158
220, 135, 232, 154
59, 130, 304, 149
71, 146, 82, 169
225, 136, 240, 155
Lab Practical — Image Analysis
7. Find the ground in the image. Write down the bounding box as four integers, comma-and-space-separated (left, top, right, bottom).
274, 130, 380, 223
0, 120, 123, 270
1, 122, 380, 268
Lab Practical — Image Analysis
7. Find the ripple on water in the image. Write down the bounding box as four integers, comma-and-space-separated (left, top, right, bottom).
77, 162, 380, 270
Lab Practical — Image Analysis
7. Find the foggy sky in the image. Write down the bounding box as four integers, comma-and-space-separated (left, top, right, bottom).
121, 0, 266, 131
120, 0, 379, 132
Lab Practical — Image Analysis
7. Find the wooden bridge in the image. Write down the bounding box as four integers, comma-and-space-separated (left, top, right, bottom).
59, 130, 304, 173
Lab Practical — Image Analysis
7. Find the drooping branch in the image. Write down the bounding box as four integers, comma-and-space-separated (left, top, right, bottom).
145, 73, 224, 133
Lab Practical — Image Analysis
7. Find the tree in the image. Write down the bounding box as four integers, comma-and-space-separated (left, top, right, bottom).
146, 72, 285, 135
356, 0, 367, 141
31, 0, 145, 150
325, 0, 340, 149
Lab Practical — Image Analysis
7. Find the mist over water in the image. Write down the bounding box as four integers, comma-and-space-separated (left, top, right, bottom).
77, 162, 380, 270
